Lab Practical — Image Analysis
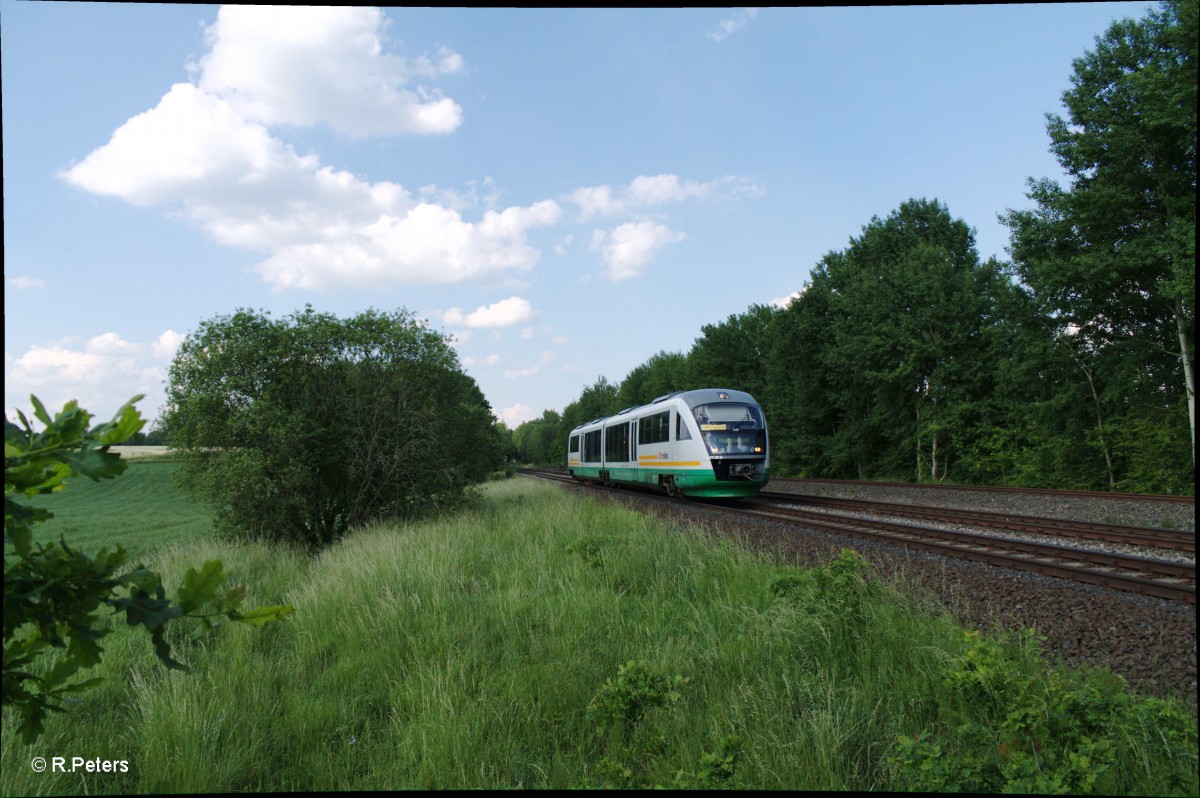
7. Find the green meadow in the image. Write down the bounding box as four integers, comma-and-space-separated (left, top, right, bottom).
2, 473, 1196, 794
23, 458, 213, 559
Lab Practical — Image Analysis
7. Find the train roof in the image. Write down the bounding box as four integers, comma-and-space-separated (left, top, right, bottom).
568, 388, 761, 433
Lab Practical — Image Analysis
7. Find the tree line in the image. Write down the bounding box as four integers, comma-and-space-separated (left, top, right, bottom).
510, 0, 1195, 495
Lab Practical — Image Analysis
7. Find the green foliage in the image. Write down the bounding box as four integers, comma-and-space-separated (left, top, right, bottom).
1002, 0, 1196, 478
511, 408, 562, 465
686, 305, 778, 405
812, 548, 877, 613
165, 305, 504, 548
586, 659, 688, 738
566, 533, 615, 569
614, 350, 692, 410
672, 735, 745, 789
579, 660, 745, 790
4, 395, 293, 744
793, 199, 1008, 482
887, 627, 1200, 794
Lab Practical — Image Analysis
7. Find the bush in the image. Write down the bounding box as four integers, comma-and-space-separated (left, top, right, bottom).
164, 306, 505, 548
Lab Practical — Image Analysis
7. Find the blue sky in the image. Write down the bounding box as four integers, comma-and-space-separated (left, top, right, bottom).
3, 2, 1156, 430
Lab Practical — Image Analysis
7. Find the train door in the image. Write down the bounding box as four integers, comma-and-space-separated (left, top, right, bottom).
630, 419, 639, 481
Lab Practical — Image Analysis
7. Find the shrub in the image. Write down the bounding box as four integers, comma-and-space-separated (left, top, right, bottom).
164, 306, 506, 548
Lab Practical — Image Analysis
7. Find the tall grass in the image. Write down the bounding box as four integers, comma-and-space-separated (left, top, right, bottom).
2, 478, 1195, 793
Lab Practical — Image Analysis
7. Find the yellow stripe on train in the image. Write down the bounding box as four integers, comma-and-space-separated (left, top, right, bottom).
638, 461, 702, 467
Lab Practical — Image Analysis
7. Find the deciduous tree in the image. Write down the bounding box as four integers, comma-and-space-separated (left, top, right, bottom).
1002, 0, 1196, 467
164, 306, 502, 548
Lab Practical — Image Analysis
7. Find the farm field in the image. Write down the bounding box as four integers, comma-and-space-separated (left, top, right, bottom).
2, 476, 1196, 794
23, 458, 213, 559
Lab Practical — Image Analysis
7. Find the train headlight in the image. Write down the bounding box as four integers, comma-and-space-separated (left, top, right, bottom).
754, 446, 762, 453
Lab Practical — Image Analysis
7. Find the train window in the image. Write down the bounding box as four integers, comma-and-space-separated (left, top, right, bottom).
692, 403, 766, 455
675, 411, 691, 441
605, 423, 631, 461
638, 410, 670, 445
693, 403, 763, 426
583, 430, 603, 462
569, 435, 579, 454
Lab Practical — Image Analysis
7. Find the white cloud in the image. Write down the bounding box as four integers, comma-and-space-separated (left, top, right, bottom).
567, 174, 757, 221
710, 8, 760, 42
85, 332, 142, 356
500, 403, 536, 428
552, 233, 574, 255
58, 7, 767, 296
769, 285, 807, 308
448, 330, 474, 346
59, 6, 567, 293
463, 353, 505, 369
567, 185, 626, 220
151, 330, 186, 359
62, 77, 560, 292
592, 221, 686, 281
11, 344, 110, 385
503, 365, 541, 380
444, 296, 534, 329
418, 177, 499, 213
5, 330, 182, 425
626, 174, 712, 206
255, 200, 560, 291
62, 83, 315, 210
564, 174, 705, 219
502, 349, 554, 380
194, 6, 464, 138
5, 276, 45, 290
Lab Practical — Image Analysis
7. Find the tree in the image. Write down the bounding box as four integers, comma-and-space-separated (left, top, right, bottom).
4, 395, 292, 743
781, 199, 1007, 481
512, 409, 562, 465
1002, 0, 1196, 470
557, 376, 622, 456
164, 306, 502, 549
615, 351, 692, 410
764, 281, 840, 477
684, 305, 778, 405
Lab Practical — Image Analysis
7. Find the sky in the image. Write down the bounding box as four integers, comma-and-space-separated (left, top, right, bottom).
3, 2, 1157, 431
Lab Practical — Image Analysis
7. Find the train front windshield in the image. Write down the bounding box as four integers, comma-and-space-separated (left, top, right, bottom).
692, 403, 766, 456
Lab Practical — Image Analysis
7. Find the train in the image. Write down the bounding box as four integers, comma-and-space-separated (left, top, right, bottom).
566, 388, 769, 498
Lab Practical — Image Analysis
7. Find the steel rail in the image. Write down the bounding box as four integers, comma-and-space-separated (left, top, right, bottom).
755, 492, 1195, 552
740, 501, 1195, 581
775, 476, 1196, 504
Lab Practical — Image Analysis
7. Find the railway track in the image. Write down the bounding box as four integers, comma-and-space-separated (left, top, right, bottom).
757, 491, 1195, 552
520, 469, 1195, 605
776, 476, 1196, 504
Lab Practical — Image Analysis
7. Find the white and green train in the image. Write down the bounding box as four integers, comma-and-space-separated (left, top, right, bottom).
567, 388, 769, 498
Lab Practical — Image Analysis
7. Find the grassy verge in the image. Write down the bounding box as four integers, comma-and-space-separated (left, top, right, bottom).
2, 478, 1196, 793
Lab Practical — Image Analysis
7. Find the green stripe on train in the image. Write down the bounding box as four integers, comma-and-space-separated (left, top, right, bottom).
568, 466, 769, 497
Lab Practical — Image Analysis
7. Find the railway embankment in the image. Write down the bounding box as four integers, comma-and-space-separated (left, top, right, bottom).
552, 475, 1197, 711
